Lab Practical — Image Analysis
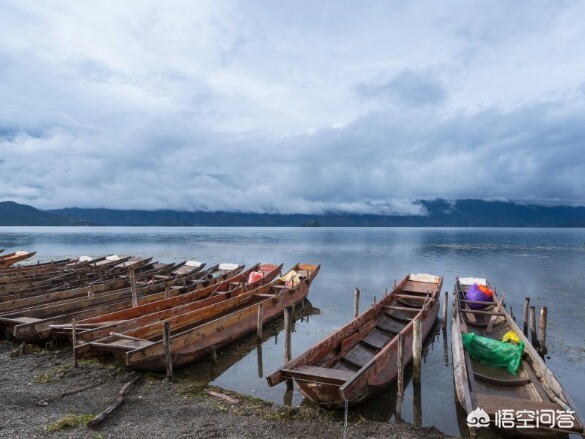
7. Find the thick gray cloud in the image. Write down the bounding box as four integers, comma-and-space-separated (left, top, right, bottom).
1, 1, 585, 215
356, 70, 447, 107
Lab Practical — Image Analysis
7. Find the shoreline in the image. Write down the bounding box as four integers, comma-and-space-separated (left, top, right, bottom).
0, 340, 453, 438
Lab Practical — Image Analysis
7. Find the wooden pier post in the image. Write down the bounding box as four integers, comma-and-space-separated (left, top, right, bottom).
396, 332, 405, 421
257, 342, 263, 378
530, 306, 539, 349
284, 306, 293, 390
442, 290, 448, 331
162, 320, 173, 381
257, 303, 264, 340
130, 268, 138, 308
538, 307, 548, 356
210, 346, 218, 365
523, 297, 530, 335
354, 288, 360, 318
412, 319, 422, 383
72, 317, 78, 368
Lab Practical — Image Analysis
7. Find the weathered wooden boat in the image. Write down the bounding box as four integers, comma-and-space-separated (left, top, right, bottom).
0, 257, 155, 299
55, 263, 282, 342
76, 263, 319, 371
1, 263, 241, 342
0, 251, 37, 268
0, 257, 102, 286
452, 277, 584, 438
266, 273, 442, 408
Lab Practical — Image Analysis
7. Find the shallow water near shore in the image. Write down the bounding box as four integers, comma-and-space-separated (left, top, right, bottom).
1, 226, 584, 437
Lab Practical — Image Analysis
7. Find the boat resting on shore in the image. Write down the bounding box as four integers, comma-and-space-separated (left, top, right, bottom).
76, 263, 320, 371
452, 277, 584, 438
267, 273, 442, 408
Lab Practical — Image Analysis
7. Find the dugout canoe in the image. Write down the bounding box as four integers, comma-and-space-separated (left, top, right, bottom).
0, 251, 37, 268
1, 263, 236, 341
452, 277, 584, 438
53, 263, 282, 342
77, 263, 319, 371
266, 273, 442, 408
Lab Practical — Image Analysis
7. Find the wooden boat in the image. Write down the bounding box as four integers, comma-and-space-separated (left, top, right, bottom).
57, 263, 282, 342
1, 263, 240, 342
0, 257, 155, 298
77, 263, 320, 371
266, 273, 442, 408
0, 251, 37, 268
452, 277, 584, 438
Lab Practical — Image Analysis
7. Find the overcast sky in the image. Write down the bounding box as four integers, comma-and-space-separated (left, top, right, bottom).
1, 1, 585, 215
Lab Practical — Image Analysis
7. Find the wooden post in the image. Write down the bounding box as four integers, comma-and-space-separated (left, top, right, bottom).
413, 380, 422, 428
394, 279, 397, 288
210, 346, 218, 364
397, 333, 405, 396
354, 288, 360, 318
130, 268, 138, 308
396, 332, 405, 421
442, 290, 448, 331
523, 297, 530, 335
385, 287, 388, 297
72, 317, 78, 368
412, 319, 422, 383
530, 306, 539, 349
164, 283, 170, 300
88, 285, 94, 298
538, 307, 548, 356
162, 320, 173, 380
257, 303, 264, 340
284, 306, 293, 390
372, 296, 376, 306
284, 306, 292, 362
257, 342, 263, 378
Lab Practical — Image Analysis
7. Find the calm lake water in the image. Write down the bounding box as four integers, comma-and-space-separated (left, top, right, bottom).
1, 226, 584, 437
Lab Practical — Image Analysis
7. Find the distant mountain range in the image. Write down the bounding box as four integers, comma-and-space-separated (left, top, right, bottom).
2, 200, 585, 227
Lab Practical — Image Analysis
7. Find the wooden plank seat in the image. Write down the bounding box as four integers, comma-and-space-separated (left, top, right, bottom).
376, 315, 405, 334
280, 365, 354, 385
473, 371, 531, 386
363, 329, 392, 350
401, 283, 432, 294
393, 294, 429, 301
384, 312, 412, 324
384, 305, 421, 313
342, 344, 374, 370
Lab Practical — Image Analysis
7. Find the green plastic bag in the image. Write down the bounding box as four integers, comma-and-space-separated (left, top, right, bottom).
462, 332, 524, 375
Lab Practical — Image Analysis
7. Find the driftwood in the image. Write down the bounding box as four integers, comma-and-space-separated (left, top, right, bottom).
38, 379, 108, 406
87, 375, 142, 429
207, 390, 239, 404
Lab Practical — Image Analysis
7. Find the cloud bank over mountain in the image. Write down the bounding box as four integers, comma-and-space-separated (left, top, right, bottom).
1, 1, 585, 215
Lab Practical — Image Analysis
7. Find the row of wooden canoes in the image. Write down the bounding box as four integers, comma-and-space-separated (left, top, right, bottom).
267, 274, 584, 438
0, 255, 321, 374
